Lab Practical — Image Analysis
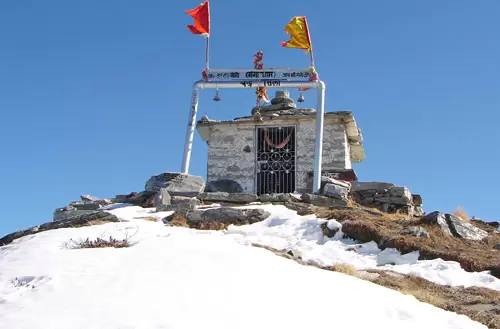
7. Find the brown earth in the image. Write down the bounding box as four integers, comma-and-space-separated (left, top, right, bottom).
314, 207, 500, 279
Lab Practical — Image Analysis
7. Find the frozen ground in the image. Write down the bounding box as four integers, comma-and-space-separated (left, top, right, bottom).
0, 203, 494, 329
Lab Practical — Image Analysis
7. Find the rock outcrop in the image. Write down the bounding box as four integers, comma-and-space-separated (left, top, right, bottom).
350, 181, 423, 216
145, 172, 205, 196
1, 211, 119, 247
421, 211, 488, 241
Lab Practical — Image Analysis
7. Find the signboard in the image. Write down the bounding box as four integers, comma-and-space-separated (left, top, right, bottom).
205, 68, 314, 83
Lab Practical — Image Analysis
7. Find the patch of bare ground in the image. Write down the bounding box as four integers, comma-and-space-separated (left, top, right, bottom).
314, 207, 500, 279
252, 243, 500, 328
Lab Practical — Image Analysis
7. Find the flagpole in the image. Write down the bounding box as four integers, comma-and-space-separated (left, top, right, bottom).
303, 17, 315, 68
205, 36, 210, 69
205, 0, 211, 70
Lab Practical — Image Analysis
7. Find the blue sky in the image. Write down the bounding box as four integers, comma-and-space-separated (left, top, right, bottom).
0, 0, 499, 236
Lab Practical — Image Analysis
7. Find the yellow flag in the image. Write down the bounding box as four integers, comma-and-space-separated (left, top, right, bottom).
281, 16, 312, 52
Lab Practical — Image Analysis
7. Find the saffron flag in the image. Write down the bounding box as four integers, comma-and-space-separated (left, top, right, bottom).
281, 16, 312, 52
185, 1, 210, 36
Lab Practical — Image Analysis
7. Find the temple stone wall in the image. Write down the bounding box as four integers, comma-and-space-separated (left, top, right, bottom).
207, 124, 256, 193
205, 117, 350, 194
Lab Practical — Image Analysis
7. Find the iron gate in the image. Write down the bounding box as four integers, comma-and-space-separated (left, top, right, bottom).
256, 126, 296, 195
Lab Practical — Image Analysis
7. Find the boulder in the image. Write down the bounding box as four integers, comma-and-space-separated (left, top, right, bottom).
2, 211, 119, 247
300, 193, 348, 208
70, 201, 101, 211
401, 226, 430, 238
445, 214, 488, 241
259, 193, 299, 203
414, 206, 425, 217
114, 191, 157, 208
168, 196, 200, 212
53, 206, 97, 221
145, 172, 205, 196
323, 183, 350, 200
351, 182, 395, 193
412, 194, 423, 206
201, 207, 269, 224
180, 207, 270, 229
80, 194, 112, 205
205, 179, 244, 193
283, 202, 316, 215
154, 188, 171, 212
198, 192, 258, 204
420, 211, 453, 237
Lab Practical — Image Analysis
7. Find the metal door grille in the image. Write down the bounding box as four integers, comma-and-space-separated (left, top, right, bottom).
256, 126, 296, 195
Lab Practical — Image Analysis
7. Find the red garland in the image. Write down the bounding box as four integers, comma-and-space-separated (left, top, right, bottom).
264, 128, 293, 149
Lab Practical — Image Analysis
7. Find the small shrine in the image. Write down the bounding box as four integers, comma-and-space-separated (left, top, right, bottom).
196, 90, 364, 195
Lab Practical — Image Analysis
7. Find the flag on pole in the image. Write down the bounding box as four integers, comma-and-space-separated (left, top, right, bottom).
281, 16, 312, 52
185, 1, 210, 36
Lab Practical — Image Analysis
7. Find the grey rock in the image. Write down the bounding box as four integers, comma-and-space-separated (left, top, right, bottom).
196, 207, 270, 225
323, 183, 350, 200
388, 186, 411, 198
70, 201, 102, 211
198, 192, 258, 204
420, 211, 453, 237
168, 196, 200, 212
154, 188, 171, 212
205, 179, 244, 193
374, 196, 411, 206
412, 194, 423, 206
2, 211, 119, 247
145, 172, 205, 196
414, 206, 425, 217
445, 214, 488, 241
259, 193, 299, 203
494, 244, 500, 250
301, 193, 348, 208
401, 226, 430, 238
80, 194, 112, 205
53, 206, 98, 221
283, 202, 317, 215
113, 191, 157, 208
351, 182, 395, 193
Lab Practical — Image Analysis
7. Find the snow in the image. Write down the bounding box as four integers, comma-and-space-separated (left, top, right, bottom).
226, 204, 500, 291
0, 204, 494, 328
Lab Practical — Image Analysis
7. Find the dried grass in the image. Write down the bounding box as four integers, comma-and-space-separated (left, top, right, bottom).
140, 217, 158, 222
329, 263, 359, 277
64, 236, 133, 249
453, 205, 470, 221
313, 207, 500, 277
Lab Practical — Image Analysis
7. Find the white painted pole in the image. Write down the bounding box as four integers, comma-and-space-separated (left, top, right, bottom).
181, 85, 200, 174
313, 81, 326, 193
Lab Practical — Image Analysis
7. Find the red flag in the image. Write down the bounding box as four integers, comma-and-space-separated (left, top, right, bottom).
185, 1, 210, 36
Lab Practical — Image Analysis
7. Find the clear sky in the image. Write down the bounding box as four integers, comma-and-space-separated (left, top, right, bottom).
1, 0, 499, 236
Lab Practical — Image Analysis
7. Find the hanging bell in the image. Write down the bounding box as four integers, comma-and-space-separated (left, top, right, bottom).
297, 92, 305, 103
213, 89, 221, 102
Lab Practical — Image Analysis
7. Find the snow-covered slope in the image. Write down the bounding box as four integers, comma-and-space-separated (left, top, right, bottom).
0, 204, 492, 329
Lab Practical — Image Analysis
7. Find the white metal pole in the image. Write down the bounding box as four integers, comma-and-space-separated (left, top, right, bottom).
313, 81, 326, 193
180, 79, 325, 182
181, 85, 200, 174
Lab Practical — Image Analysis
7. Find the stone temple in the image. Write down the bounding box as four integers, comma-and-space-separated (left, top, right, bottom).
196, 90, 364, 195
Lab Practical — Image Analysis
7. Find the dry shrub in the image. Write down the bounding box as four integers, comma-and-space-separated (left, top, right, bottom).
166, 213, 190, 228
192, 221, 229, 230
329, 263, 358, 276
140, 217, 158, 222
65, 236, 132, 249
453, 205, 470, 221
